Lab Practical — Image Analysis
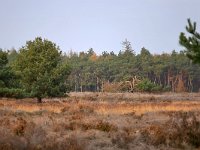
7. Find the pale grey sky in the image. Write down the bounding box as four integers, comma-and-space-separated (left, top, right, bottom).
0, 0, 200, 54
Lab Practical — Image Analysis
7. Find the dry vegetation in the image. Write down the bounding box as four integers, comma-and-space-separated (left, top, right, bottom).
0, 92, 200, 150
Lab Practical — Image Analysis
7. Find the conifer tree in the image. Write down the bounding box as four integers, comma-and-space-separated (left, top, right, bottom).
179, 19, 200, 64
14, 37, 71, 102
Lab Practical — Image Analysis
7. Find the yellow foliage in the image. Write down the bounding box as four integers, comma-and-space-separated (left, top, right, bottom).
89, 53, 98, 61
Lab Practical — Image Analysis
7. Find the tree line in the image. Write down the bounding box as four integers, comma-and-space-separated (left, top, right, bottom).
65, 19, 200, 93
0, 19, 200, 102
64, 46, 200, 93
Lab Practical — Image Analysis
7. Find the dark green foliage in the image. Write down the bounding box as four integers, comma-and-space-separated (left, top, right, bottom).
65, 46, 200, 92
13, 37, 71, 101
0, 88, 26, 99
0, 50, 22, 98
136, 79, 162, 92
7, 49, 18, 65
0, 66, 19, 88
179, 19, 200, 64
0, 50, 8, 67
120, 38, 135, 56
1, 35, 200, 95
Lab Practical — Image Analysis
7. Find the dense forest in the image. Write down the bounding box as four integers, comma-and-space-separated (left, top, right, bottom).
64, 41, 200, 93
65, 19, 200, 93
2, 38, 199, 94
0, 19, 200, 100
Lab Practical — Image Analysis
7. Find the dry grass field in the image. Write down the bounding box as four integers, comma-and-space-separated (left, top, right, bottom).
0, 92, 200, 150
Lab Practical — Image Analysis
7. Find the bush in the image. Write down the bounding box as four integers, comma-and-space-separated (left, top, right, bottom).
141, 125, 167, 145
141, 111, 200, 148
0, 88, 27, 98
162, 85, 171, 92
111, 130, 135, 149
136, 79, 162, 92
95, 120, 117, 132
167, 112, 200, 148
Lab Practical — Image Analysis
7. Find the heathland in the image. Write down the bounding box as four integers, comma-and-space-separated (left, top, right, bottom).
0, 92, 200, 150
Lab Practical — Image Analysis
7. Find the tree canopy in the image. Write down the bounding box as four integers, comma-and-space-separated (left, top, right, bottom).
179, 19, 200, 64
0, 50, 23, 98
64, 45, 200, 93
13, 37, 71, 102
1, 34, 200, 99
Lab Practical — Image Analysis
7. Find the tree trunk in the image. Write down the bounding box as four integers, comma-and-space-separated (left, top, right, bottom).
37, 97, 42, 103
101, 81, 104, 92
80, 77, 83, 92
96, 76, 99, 92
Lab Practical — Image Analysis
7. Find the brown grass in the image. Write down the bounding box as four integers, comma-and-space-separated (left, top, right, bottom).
0, 92, 200, 149
1, 98, 200, 115
96, 101, 200, 115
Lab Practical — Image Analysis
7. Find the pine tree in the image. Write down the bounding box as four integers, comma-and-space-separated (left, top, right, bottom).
13, 37, 71, 102
179, 19, 200, 64
121, 39, 135, 56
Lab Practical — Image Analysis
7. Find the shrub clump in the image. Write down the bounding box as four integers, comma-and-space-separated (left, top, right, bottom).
136, 79, 162, 92
167, 112, 200, 148
0, 88, 27, 98
13, 117, 27, 136
95, 120, 118, 132
141, 111, 200, 148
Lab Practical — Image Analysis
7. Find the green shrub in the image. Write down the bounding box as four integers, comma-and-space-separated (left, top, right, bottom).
136, 79, 162, 92
0, 88, 27, 98
162, 85, 171, 92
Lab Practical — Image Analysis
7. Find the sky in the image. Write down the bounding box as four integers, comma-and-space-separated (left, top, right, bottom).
0, 0, 200, 55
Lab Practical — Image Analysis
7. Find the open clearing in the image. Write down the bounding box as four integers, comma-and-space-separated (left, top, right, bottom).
0, 92, 200, 150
